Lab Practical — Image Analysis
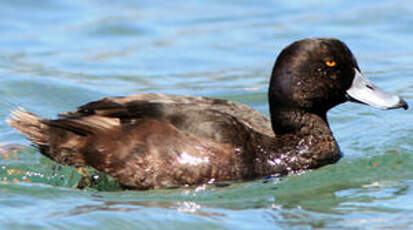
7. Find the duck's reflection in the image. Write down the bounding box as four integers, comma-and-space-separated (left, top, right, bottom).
47, 198, 225, 219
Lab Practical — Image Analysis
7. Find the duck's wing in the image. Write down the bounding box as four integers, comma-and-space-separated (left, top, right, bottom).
59, 94, 274, 137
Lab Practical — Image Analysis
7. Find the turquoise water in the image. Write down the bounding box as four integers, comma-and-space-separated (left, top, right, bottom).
0, 0, 412, 229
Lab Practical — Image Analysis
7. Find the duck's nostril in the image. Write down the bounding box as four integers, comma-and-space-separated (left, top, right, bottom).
366, 85, 374, 90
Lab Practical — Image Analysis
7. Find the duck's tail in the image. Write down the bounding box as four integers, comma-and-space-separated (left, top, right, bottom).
7, 108, 102, 166
7, 108, 48, 146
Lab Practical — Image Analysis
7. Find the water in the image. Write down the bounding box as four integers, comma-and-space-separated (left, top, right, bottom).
0, 0, 412, 229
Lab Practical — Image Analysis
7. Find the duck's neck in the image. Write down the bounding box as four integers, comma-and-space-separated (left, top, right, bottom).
250, 107, 341, 176
269, 108, 332, 136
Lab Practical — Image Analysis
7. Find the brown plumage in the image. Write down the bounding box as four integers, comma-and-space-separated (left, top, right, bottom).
7, 38, 408, 190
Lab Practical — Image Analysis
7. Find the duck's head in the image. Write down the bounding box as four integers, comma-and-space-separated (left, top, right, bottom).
269, 38, 408, 119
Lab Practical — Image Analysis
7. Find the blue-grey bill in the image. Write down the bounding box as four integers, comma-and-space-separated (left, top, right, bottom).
346, 69, 408, 110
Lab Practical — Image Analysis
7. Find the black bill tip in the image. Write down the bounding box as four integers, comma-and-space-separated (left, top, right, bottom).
399, 98, 409, 110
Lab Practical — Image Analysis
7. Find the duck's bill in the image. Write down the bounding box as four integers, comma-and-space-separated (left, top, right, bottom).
346, 69, 408, 110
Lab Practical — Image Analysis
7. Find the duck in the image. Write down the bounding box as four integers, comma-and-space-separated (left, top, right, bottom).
7, 38, 408, 190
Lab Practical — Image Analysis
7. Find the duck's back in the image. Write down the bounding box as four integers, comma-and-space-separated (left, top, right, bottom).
8, 94, 273, 189
61, 94, 274, 137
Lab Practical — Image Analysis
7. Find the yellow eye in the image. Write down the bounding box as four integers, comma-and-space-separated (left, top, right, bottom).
325, 60, 336, 67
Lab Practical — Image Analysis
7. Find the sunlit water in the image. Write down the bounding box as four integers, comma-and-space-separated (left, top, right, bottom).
0, 0, 412, 229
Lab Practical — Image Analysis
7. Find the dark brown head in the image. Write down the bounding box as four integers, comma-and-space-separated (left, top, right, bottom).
269, 38, 408, 120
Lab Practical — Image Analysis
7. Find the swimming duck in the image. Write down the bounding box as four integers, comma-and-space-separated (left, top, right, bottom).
8, 38, 408, 190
